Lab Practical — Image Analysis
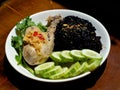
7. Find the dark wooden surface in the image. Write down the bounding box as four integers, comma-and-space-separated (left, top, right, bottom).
0, 0, 120, 90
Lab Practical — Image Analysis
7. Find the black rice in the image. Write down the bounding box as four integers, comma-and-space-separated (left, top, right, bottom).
54, 15, 102, 53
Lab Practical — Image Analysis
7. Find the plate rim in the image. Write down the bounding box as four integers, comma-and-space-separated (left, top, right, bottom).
5, 9, 111, 83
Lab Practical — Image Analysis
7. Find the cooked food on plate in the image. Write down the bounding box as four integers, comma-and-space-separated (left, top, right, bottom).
11, 14, 103, 79
22, 15, 62, 65
54, 15, 102, 53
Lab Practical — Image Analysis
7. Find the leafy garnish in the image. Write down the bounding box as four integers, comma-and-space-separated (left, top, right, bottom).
15, 16, 36, 37
11, 16, 47, 74
37, 22, 47, 32
11, 36, 23, 50
22, 60, 35, 74
12, 16, 35, 65
11, 36, 23, 65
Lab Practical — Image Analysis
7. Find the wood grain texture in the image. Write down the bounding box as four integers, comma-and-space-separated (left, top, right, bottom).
0, 0, 120, 90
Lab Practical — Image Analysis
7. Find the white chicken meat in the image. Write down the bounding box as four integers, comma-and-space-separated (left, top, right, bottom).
22, 15, 62, 65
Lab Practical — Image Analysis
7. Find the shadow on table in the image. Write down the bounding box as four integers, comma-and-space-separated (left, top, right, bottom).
4, 55, 107, 90
54, 0, 120, 39
0, 0, 7, 6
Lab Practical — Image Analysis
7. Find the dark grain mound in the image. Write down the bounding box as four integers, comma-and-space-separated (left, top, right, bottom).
54, 16, 102, 53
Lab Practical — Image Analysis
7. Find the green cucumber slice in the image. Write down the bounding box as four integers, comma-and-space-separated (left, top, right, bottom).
64, 62, 81, 78
60, 50, 74, 62
72, 62, 88, 76
88, 60, 101, 71
70, 50, 85, 61
34, 62, 55, 76
43, 66, 62, 78
50, 51, 61, 62
49, 67, 68, 79
81, 49, 102, 60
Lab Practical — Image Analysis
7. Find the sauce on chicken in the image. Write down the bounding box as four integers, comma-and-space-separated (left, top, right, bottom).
22, 15, 62, 65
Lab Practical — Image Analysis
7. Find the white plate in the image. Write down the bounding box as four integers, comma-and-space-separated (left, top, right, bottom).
5, 9, 111, 83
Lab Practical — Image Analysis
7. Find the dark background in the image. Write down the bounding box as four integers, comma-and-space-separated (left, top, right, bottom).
54, 0, 120, 39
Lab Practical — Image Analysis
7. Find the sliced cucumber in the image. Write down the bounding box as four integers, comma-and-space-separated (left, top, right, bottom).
43, 66, 62, 78
34, 62, 55, 76
81, 49, 102, 60
49, 67, 68, 79
88, 60, 101, 71
60, 50, 74, 62
72, 62, 88, 76
64, 62, 81, 78
70, 50, 85, 61
50, 51, 61, 62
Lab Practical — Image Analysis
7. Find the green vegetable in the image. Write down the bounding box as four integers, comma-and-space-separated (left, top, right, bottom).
11, 36, 23, 65
43, 66, 62, 78
16, 16, 36, 37
60, 50, 74, 62
37, 22, 47, 32
50, 49, 102, 63
34, 48, 103, 79
49, 67, 68, 79
34, 62, 55, 77
87, 60, 101, 71
72, 62, 88, 77
70, 50, 85, 61
81, 49, 102, 60
12, 16, 36, 65
11, 16, 47, 74
64, 62, 81, 78
22, 60, 34, 74
47, 49, 103, 79
50, 51, 62, 62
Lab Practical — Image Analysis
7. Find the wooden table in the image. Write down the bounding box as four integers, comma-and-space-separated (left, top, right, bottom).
0, 0, 120, 90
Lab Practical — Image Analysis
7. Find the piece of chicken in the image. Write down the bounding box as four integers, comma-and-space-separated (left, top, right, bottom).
22, 15, 62, 65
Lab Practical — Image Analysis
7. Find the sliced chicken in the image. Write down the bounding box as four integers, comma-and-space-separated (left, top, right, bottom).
22, 15, 62, 65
